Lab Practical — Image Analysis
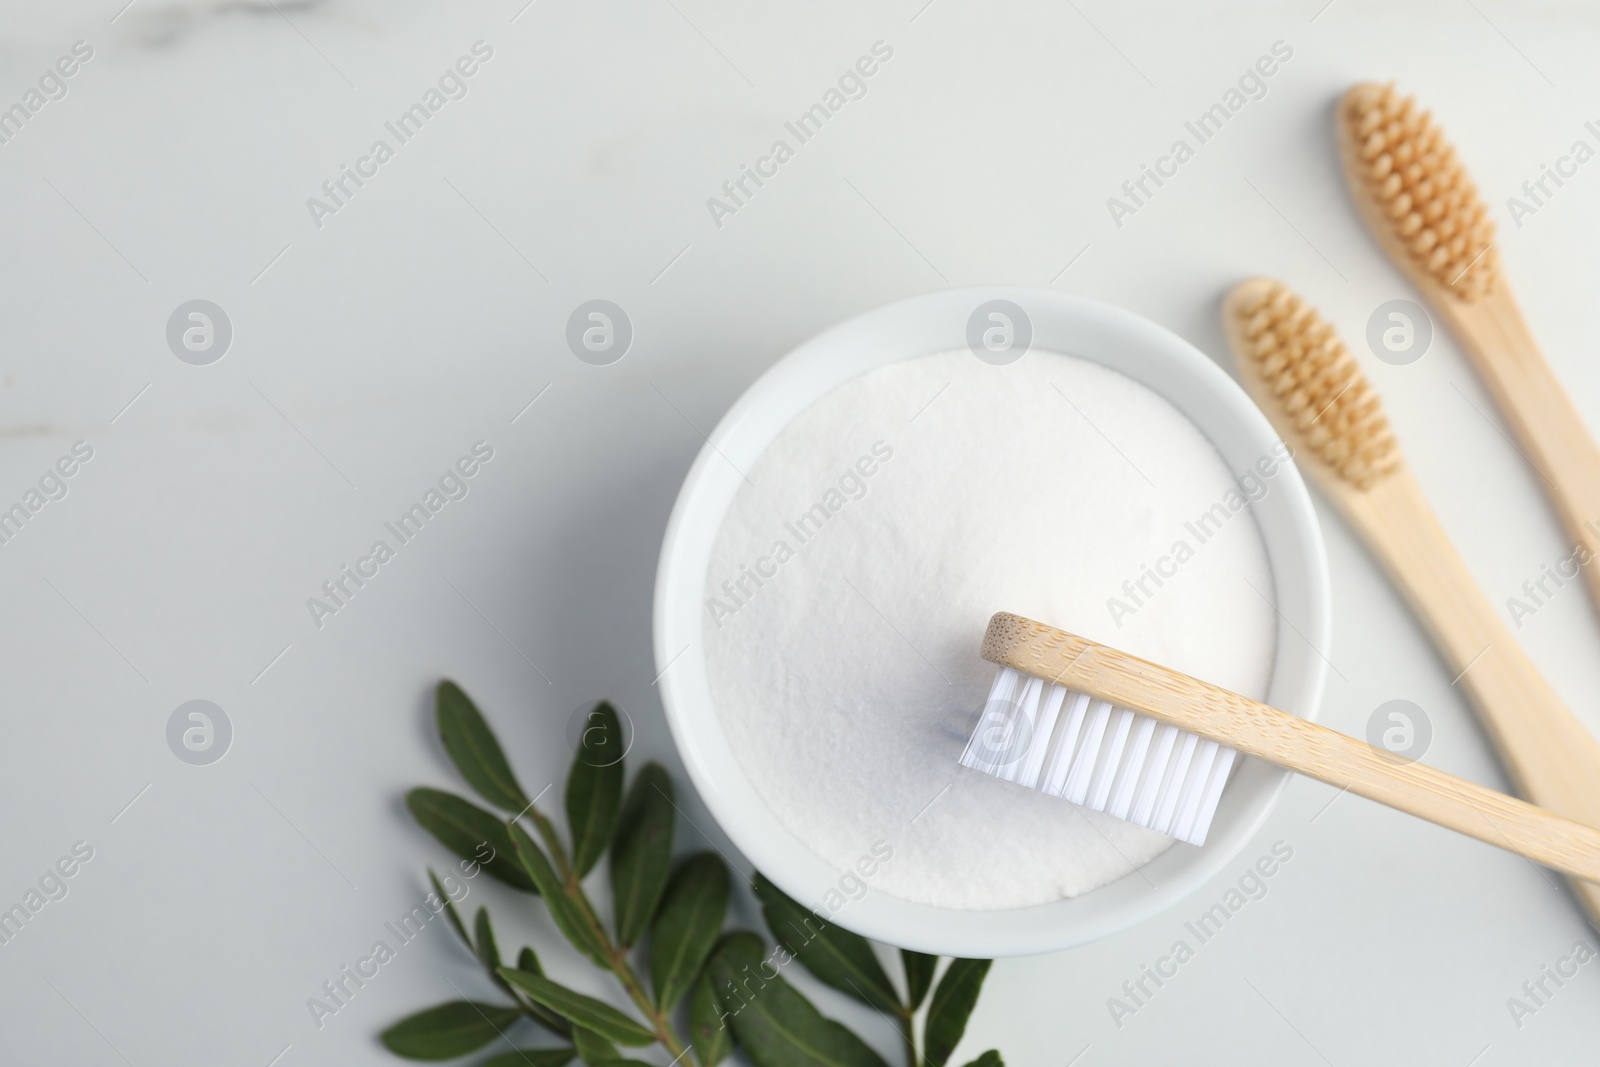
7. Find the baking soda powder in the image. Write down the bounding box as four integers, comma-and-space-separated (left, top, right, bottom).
703, 349, 1277, 910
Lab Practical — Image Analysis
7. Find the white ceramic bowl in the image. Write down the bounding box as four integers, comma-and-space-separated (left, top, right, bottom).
654, 287, 1329, 957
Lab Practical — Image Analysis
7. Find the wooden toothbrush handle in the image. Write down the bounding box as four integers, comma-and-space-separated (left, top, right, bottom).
982, 614, 1600, 884
1350, 469, 1600, 920
1445, 288, 1600, 616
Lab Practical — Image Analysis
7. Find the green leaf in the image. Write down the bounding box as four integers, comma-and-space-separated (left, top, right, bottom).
508, 946, 572, 1039
428, 868, 471, 950
690, 968, 733, 1067
497, 968, 656, 1048
436, 680, 531, 814
608, 763, 675, 946
707, 932, 890, 1067
565, 701, 626, 877
923, 959, 992, 1067
507, 822, 609, 967
479, 1051, 577, 1067
379, 1000, 520, 1061
568, 1031, 660, 1066
572, 1026, 620, 1065
406, 788, 535, 893
475, 907, 502, 974
754, 873, 899, 1015
650, 853, 729, 1009
901, 950, 937, 1011
957, 1053, 1003, 1067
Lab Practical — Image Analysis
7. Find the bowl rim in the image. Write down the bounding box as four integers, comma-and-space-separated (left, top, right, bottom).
653, 286, 1330, 956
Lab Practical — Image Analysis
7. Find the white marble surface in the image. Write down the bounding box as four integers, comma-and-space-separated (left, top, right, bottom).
4, 1, 1600, 1064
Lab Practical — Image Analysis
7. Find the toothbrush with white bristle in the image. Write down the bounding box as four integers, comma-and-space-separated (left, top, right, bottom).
959, 612, 1600, 884
961, 664, 1230, 845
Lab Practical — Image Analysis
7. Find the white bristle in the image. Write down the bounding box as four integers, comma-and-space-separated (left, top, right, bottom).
1151, 731, 1198, 835
1016, 682, 1067, 787
1171, 740, 1218, 842
958, 667, 1236, 846
1040, 690, 1090, 796
1106, 716, 1155, 820
1062, 699, 1112, 804
1130, 724, 1178, 827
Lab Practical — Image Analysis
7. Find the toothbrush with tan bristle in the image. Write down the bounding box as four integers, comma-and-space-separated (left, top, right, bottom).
1219, 277, 1600, 925
1338, 82, 1600, 616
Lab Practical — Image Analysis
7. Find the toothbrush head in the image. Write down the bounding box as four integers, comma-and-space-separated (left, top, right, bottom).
960, 615, 1235, 847
1338, 82, 1498, 301
1223, 278, 1401, 492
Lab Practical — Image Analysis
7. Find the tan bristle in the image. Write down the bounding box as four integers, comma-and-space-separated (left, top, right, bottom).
1343, 83, 1497, 300
1232, 282, 1400, 489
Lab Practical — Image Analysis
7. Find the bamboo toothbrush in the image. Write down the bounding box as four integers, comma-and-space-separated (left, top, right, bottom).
961, 612, 1600, 885
1337, 83, 1600, 614
1219, 276, 1600, 923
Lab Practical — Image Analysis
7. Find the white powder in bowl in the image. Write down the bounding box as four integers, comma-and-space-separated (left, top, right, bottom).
702, 349, 1277, 910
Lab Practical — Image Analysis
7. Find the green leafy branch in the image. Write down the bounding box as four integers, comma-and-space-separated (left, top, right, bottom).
382, 680, 1006, 1067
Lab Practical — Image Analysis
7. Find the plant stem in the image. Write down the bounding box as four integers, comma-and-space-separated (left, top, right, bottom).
899, 1007, 919, 1067
523, 808, 695, 1064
